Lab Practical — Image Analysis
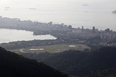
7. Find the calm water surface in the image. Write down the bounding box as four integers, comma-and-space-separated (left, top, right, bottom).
0, 29, 56, 43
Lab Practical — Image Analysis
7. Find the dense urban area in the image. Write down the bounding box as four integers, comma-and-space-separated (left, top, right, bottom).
0, 16, 116, 50
0, 16, 116, 77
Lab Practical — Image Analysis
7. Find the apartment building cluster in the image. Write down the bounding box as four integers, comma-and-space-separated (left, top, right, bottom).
72, 26, 116, 46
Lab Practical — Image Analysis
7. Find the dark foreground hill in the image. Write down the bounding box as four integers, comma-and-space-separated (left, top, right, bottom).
0, 47, 68, 77
21, 47, 116, 77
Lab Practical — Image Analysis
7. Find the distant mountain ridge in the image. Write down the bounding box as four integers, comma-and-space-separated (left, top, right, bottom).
112, 10, 116, 14
0, 47, 68, 77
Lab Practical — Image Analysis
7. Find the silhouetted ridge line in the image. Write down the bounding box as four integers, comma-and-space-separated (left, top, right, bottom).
0, 47, 68, 77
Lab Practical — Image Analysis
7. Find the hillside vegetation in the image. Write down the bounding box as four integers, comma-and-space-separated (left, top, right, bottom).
21, 47, 116, 77
0, 47, 68, 77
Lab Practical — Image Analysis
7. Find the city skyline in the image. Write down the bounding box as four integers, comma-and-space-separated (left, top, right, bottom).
0, 0, 116, 31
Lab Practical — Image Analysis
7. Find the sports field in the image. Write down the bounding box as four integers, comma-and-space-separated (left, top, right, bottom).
11, 44, 90, 53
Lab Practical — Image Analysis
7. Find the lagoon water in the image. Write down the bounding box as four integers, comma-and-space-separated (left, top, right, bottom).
0, 29, 56, 43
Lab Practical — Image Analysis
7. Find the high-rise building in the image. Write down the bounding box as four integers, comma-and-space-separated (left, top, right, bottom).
93, 26, 95, 33
82, 26, 84, 32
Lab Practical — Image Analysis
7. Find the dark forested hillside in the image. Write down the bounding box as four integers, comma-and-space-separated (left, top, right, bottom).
0, 47, 68, 77
21, 50, 89, 76
21, 47, 116, 77
21, 50, 89, 71
74, 47, 116, 77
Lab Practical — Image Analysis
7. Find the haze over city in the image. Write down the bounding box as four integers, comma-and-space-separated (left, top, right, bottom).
0, 0, 116, 31
1, 0, 116, 77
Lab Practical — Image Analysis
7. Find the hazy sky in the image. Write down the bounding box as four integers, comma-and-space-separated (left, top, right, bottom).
0, 0, 115, 9
0, 0, 116, 30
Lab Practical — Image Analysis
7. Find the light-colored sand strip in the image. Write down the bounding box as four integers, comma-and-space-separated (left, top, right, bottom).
20, 48, 25, 53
